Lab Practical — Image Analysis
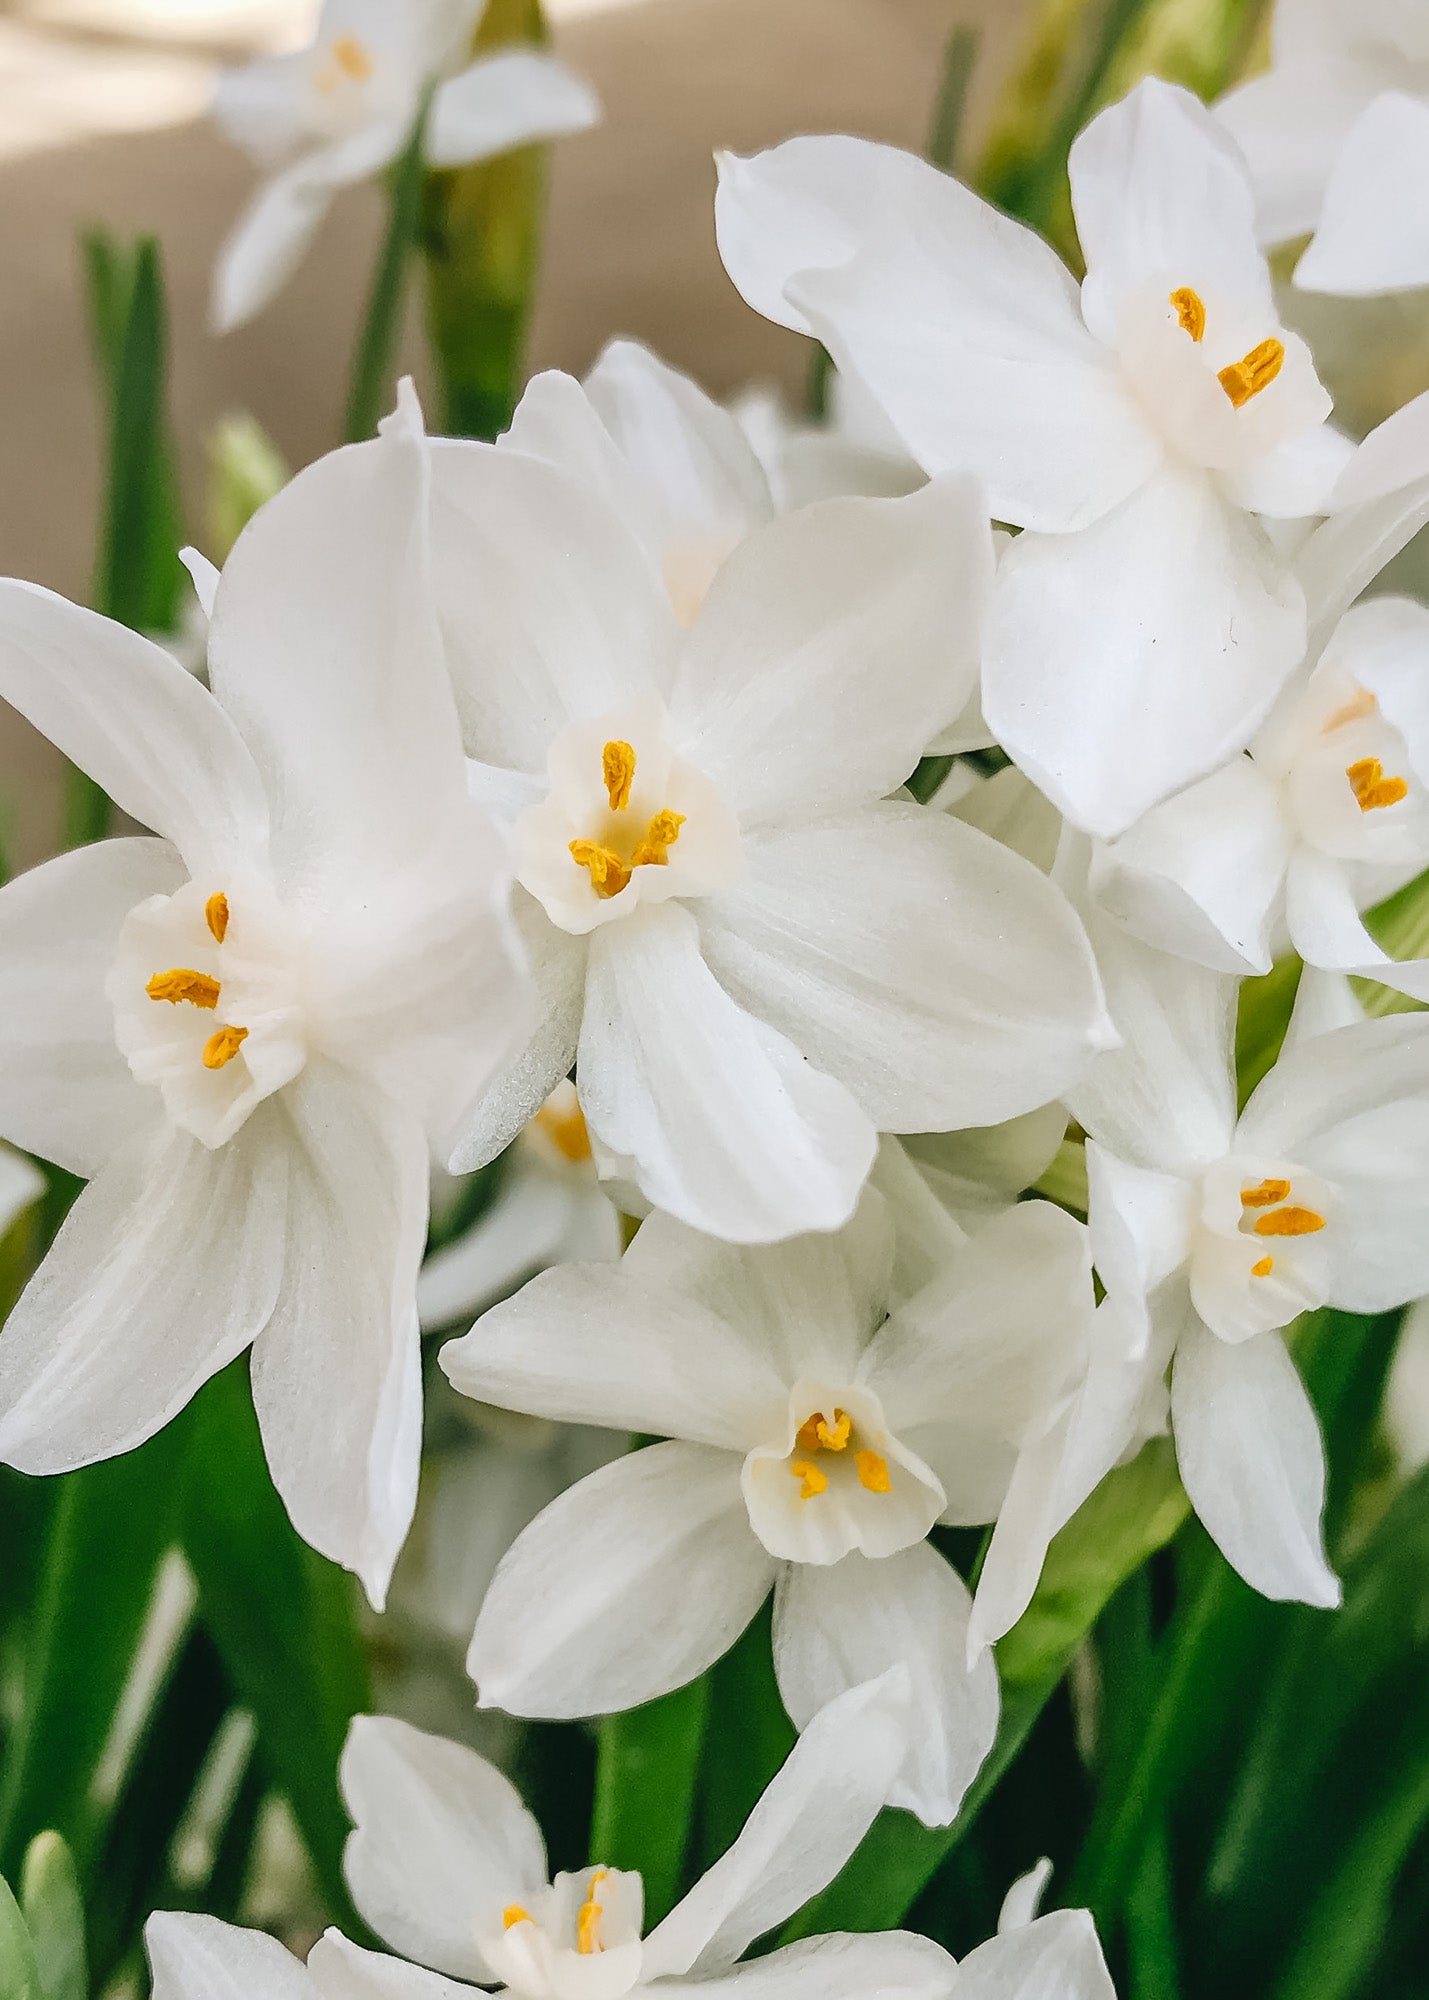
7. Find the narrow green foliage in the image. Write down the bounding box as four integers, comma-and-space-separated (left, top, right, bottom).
694, 1606, 796, 1876
345, 92, 435, 444
591, 1678, 712, 1925
19, 1836, 86, 2000
0, 1879, 42, 2000
1234, 955, 1302, 1108
927, 26, 980, 173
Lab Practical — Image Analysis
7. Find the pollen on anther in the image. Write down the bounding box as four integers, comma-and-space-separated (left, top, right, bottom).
577, 1872, 607, 1956
570, 839, 632, 899
205, 892, 230, 944
631, 810, 685, 869
1251, 1254, 1274, 1278
1347, 756, 1409, 813
1218, 338, 1284, 408
1241, 1178, 1291, 1209
856, 1449, 891, 1494
147, 968, 221, 1010
202, 1025, 249, 1071
1253, 1206, 1325, 1238
503, 1907, 531, 1931
603, 740, 636, 812
790, 1458, 828, 1500
1170, 287, 1206, 342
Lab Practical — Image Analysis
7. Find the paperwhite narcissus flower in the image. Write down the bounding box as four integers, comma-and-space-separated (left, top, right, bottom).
211, 0, 599, 332
1217, 0, 1429, 295
422, 423, 1110, 1243
733, 366, 925, 515
146, 1915, 488, 2000
339, 1681, 955, 2000
442, 1173, 1125, 1824
0, 388, 530, 1606
715, 78, 1349, 839
1062, 839, 1429, 1606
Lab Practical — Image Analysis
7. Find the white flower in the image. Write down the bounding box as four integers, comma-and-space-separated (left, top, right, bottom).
1061, 837, 1429, 1606
0, 388, 530, 1606
211, 0, 600, 332
1217, 0, 1429, 295
146, 1914, 483, 2000
422, 414, 1109, 1243
715, 77, 1348, 838
442, 1170, 1122, 1825
733, 367, 925, 515
340, 1680, 955, 2000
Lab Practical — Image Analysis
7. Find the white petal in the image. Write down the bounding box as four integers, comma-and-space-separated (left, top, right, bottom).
955, 1911, 1115, 2000
1171, 1317, 1339, 1607
772, 1545, 999, 1827
1216, 59, 1378, 245
249, 1063, 427, 1609
212, 48, 313, 162
0, 583, 268, 878
1299, 388, 1429, 653
440, 1258, 788, 1449
427, 50, 598, 170
1071, 78, 1269, 344
699, 804, 1110, 1132
180, 548, 221, 619
417, 1167, 587, 1331
502, 369, 670, 573
942, 764, 1061, 875
468, 1441, 773, 1717
146, 1913, 312, 2000
670, 1932, 955, 2000
1221, 421, 1356, 518
0, 838, 179, 1177
1092, 758, 1292, 975
643, 1672, 913, 1978
986, 469, 1306, 838
306, 1933, 478, 2000
577, 904, 876, 1245
427, 440, 678, 773
1283, 844, 1429, 1004
669, 477, 989, 823
448, 894, 588, 1175
997, 1860, 1053, 1933
1297, 92, 1429, 295
0, 1122, 286, 1474
340, 1715, 546, 1978
714, 138, 1159, 532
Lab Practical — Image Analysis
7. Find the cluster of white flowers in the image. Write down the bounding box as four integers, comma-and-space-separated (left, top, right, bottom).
5, 1, 1429, 1985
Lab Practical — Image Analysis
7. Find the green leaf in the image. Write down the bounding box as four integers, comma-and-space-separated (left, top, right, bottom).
590, 1679, 711, 1926
180, 1362, 370, 1929
926, 25, 979, 173
692, 1605, 795, 1877
206, 415, 288, 566
0, 1878, 42, 2000
19, 1835, 86, 2000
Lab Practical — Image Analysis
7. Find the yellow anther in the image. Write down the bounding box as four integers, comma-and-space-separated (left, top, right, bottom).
1251, 1255, 1274, 1278
816, 1409, 852, 1451
856, 1450, 891, 1494
146, 968, 220, 1010
1170, 287, 1206, 342
1218, 338, 1285, 408
1323, 687, 1378, 733
577, 1872, 607, 1955
331, 34, 372, 80
205, 892, 229, 944
1347, 756, 1409, 812
503, 1907, 531, 1931
1241, 1178, 1292, 1209
202, 1025, 249, 1071
603, 740, 636, 812
1253, 1206, 1326, 1238
534, 1095, 592, 1164
631, 810, 685, 869
570, 840, 632, 899
790, 1458, 828, 1500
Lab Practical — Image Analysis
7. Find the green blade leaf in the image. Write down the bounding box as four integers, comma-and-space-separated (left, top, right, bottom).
19, 1836, 86, 2000
591, 1678, 711, 1926
0, 1878, 42, 2000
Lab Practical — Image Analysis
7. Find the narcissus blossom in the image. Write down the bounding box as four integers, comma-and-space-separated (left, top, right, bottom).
1218, 0, 1429, 295
715, 78, 1347, 837
444, 1170, 1122, 1824
422, 419, 1109, 1242
0, 390, 529, 1605
1063, 842, 1429, 1606
212, 0, 599, 331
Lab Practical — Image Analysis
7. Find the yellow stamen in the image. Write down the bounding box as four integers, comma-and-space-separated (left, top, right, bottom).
815, 1409, 852, 1451
1241, 1178, 1292, 1209
1218, 338, 1285, 408
603, 740, 636, 812
202, 1025, 249, 1071
577, 1872, 607, 1955
1253, 1206, 1326, 1238
146, 968, 220, 1010
534, 1095, 592, 1164
503, 1907, 531, 1931
1323, 687, 1377, 733
331, 33, 372, 80
790, 1458, 828, 1500
856, 1450, 891, 1494
1347, 756, 1409, 812
205, 892, 229, 944
570, 840, 632, 899
1251, 1255, 1274, 1278
1170, 287, 1205, 342
630, 810, 686, 869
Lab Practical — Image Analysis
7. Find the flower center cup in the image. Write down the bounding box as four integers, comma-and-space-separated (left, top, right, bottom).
481, 1867, 646, 2000
1188, 1156, 1335, 1344
741, 1377, 945, 1565
1283, 675, 1429, 867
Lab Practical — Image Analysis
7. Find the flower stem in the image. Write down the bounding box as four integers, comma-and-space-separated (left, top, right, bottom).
343, 92, 434, 445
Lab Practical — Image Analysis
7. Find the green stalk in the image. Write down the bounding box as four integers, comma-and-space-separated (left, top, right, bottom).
345, 92, 434, 443
589, 1678, 712, 1926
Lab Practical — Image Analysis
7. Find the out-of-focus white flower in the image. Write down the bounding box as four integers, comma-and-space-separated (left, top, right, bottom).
421, 414, 1109, 1244
0, 387, 531, 1607
1062, 837, 1429, 1608
1218, 0, 1429, 296
340, 1678, 954, 1997
211, 0, 599, 331
443, 1168, 1128, 1825
716, 78, 1349, 838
